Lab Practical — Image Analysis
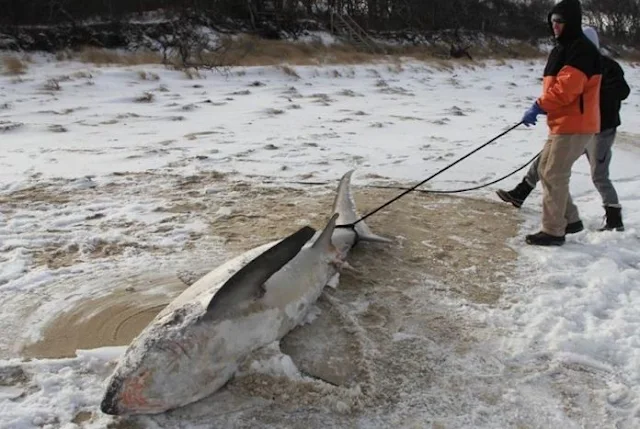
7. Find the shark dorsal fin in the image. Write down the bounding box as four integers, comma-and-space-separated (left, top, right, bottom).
312, 213, 339, 250
203, 225, 316, 321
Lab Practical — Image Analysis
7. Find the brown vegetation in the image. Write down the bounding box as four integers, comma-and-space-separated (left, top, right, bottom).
52, 37, 545, 72
1, 55, 28, 75
76, 48, 163, 65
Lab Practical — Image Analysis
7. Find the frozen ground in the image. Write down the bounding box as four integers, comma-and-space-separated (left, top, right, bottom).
1, 54, 640, 428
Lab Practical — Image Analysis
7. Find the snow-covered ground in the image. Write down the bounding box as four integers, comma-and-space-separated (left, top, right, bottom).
1, 53, 640, 428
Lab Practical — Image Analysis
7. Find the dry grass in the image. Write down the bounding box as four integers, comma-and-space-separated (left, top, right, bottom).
182, 68, 202, 79
479, 40, 546, 59
1, 55, 28, 75
618, 49, 640, 63
75, 47, 163, 65
45, 37, 548, 71
202, 35, 379, 67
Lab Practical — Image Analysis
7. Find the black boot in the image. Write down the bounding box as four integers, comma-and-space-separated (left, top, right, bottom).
525, 231, 565, 246
496, 179, 534, 208
599, 206, 624, 231
565, 220, 584, 234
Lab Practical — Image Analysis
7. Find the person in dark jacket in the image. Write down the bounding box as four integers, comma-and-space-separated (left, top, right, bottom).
497, 26, 630, 232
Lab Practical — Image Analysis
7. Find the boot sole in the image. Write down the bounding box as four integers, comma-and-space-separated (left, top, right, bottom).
525, 237, 565, 246
565, 223, 584, 234
496, 190, 523, 208
598, 226, 625, 232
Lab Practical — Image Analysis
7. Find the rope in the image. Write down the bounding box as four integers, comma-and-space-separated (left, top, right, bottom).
368, 151, 540, 195
335, 121, 524, 229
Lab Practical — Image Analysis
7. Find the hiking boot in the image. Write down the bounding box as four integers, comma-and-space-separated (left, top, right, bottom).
565, 220, 584, 234
525, 231, 565, 246
599, 206, 624, 231
496, 179, 534, 208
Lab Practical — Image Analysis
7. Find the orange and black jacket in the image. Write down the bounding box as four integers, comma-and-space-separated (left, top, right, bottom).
537, 0, 601, 135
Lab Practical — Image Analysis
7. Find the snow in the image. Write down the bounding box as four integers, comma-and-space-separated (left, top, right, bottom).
1, 49, 640, 428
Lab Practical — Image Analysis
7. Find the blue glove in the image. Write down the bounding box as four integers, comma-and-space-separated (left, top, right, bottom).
522, 102, 545, 126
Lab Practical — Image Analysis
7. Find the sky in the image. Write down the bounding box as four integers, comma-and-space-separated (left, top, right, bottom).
1, 51, 640, 428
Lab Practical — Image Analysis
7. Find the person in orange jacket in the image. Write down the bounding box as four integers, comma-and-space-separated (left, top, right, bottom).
497, 26, 630, 233
518, 0, 602, 246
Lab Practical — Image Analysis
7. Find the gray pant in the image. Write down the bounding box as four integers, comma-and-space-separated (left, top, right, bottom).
524, 127, 620, 207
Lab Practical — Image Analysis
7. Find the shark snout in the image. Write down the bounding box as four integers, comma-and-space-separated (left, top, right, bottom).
100, 389, 120, 415
101, 377, 125, 415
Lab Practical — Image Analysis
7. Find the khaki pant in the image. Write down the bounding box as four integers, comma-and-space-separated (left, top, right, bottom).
537, 134, 595, 236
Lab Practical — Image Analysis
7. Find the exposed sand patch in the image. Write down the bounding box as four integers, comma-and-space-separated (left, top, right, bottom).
21, 275, 186, 359
18, 175, 519, 363
204, 183, 518, 305
9, 173, 522, 426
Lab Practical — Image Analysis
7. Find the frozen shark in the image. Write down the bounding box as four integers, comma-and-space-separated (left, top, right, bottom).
100, 170, 390, 415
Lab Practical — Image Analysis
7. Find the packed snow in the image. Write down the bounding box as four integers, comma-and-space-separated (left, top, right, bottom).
1, 51, 640, 428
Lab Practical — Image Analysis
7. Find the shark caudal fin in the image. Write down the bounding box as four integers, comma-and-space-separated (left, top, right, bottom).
332, 170, 392, 244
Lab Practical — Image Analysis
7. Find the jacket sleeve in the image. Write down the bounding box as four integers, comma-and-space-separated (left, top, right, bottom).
605, 61, 631, 101
537, 65, 587, 112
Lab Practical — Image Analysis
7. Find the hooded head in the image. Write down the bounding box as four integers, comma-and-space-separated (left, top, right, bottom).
548, 0, 583, 44
582, 26, 600, 50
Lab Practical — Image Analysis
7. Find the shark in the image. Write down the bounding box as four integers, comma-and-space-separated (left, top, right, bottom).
100, 170, 390, 415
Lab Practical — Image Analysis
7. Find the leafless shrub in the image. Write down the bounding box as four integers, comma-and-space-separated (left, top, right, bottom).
55, 50, 74, 61
134, 92, 154, 103
43, 79, 61, 91
264, 108, 285, 115
138, 70, 160, 81
48, 124, 68, 133
278, 65, 300, 79
0, 121, 23, 132
72, 71, 93, 79
387, 63, 404, 74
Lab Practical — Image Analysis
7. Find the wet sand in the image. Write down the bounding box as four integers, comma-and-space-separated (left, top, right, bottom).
20, 180, 519, 364
21, 275, 186, 359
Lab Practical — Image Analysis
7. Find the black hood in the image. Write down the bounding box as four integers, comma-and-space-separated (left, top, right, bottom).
548, 0, 583, 43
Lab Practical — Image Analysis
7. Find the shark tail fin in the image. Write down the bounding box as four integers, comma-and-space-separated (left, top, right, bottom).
333, 170, 393, 244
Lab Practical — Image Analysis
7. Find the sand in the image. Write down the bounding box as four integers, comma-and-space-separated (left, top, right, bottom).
7, 173, 524, 428
17, 174, 519, 366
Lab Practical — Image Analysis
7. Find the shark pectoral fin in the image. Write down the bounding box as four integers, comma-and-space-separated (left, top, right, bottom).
203, 225, 316, 321
280, 294, 366, 387
336, 260, 359, 274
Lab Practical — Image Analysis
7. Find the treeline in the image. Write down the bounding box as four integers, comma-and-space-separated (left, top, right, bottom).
1, 0, 639, 43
